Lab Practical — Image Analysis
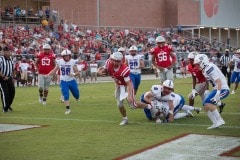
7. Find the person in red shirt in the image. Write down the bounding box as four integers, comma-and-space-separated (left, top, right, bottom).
97, 52, 152, 126
186, 52, 208, 111
151, 36, 176, 84
180, 58, 187, 78
79, 58, 88, 83
35, 44, 56, 105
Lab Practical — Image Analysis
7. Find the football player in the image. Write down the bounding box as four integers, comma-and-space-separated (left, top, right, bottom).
194, 54, 229, 129
140, 80, 175, 122
35, 44, 56, 105
47, 49, 80, 114
97, 52, 152, 126
150, 36, 176, 84
125, 45, 145, 95
228, 49, 240, 95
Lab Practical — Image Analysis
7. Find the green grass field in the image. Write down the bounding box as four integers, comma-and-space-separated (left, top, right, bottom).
0, 77, 240, 160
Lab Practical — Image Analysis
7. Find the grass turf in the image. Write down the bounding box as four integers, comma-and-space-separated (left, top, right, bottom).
0, 77, 239, 160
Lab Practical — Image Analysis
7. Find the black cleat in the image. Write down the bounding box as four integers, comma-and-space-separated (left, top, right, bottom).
8, 107, 13, 112
219, 102, 225, 114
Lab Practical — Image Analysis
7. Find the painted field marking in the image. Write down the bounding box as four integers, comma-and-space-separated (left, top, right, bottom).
0, 123, 42, 133
114, 134, 240, 160
1, 116, 240, 129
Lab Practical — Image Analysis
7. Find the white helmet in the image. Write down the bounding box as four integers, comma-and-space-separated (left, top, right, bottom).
61, 49, 72, 56
236, 49, 240, 54
187, 52, 198, 59
163, 80, 174, 89
194, 54, 209, 69
43, 44, 51, 50
118, 47, 125, 52
110, 52, 123, 61
129, 45, 138, 51
156, 36, 166, 43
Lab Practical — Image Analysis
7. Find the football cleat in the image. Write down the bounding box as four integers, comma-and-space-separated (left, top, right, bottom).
65, 109, 71, 114
186, 110, 194, 117
119, 118, 128, 126
207, 120, 225, 129
194, 107, 201, 114
42, 101, 47, 105
231, 90, 235, 94
218, 102, 225, 114
39, 97, 43, 103
207, 124, 218, 129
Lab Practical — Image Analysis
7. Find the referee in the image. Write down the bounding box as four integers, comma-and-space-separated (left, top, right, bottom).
0, 46, 15, 112
220, 49, 231, 87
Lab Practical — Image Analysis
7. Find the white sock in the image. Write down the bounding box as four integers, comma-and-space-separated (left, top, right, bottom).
174, 113, 188, 119
123, 116, 128, 120
207, 111, 218, 124
212, 109, 224, 121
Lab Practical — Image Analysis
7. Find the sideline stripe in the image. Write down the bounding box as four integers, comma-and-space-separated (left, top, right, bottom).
1, 116, 240, 129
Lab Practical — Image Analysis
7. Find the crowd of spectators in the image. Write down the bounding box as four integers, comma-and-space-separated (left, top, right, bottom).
0, 19, 232, 66
1, 5, 57, 24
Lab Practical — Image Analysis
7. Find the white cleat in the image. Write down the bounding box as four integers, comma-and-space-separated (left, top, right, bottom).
65, 109, 71, 114
42, 101, 47, 105
119, 118, 128, 126
207, 120, 225, 129
187, 110, 194, 117
231, 90, 235, 94
217, 119, 225, 127
207, 124, 218, 129
39, 97, 43, 103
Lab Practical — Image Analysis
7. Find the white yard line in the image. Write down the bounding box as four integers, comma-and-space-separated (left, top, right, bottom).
1, 116, 240, 129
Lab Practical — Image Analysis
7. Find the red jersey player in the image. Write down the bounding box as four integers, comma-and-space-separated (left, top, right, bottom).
186, 52, 208, 110
35, 44, 56, 105
97, 52, 152, 126
151, 36, 176, 83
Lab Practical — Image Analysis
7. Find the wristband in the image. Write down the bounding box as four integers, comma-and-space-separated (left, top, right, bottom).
72, 73, 76, 76
169, 110, 173, 114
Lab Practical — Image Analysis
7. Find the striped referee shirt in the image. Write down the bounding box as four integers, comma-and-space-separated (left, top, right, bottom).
0, 56, 14, 78
220, 54, 231, 67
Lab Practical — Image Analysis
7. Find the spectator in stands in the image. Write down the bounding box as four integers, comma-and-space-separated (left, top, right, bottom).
77, 57, 88, 83
45, 7, 50, 19
28, 6, 34, 16
41, 18, 48, 30
37, 9, 43, 18
180, 58, 187, 78
89, 59, 98, 83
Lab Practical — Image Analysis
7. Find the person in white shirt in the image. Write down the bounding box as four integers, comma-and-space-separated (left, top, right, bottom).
228, 49, 240, 94
47, 49, 80, 114
19, 58, 29, 86
89, 59, 98, 83
125, 45, 145, 95
194, 54, 229, 129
